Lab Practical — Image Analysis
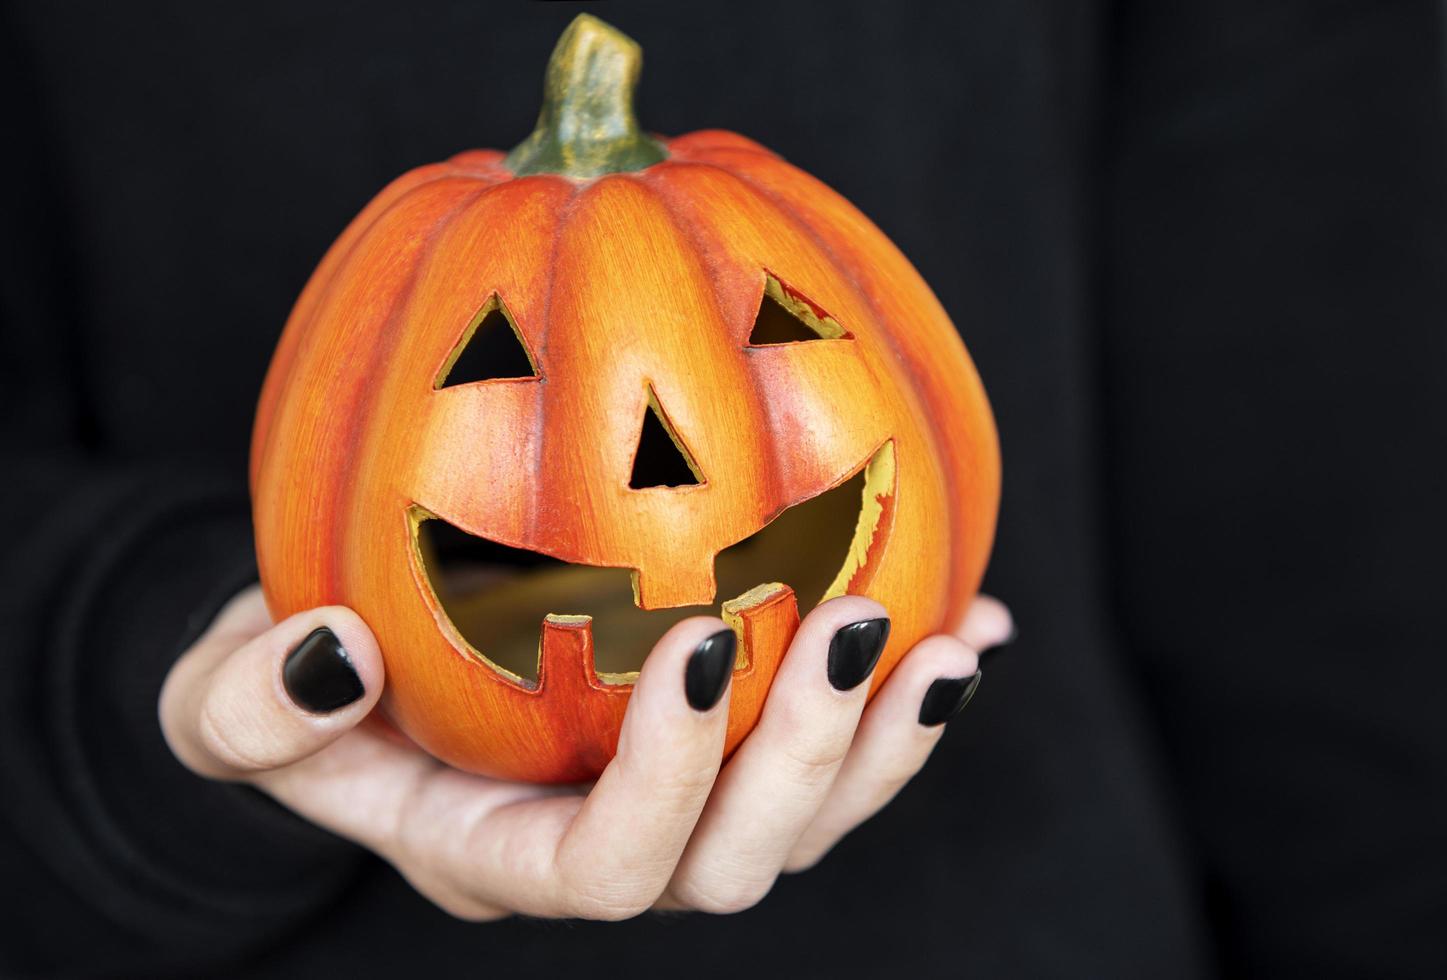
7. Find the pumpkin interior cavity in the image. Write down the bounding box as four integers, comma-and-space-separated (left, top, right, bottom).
411, 439, 895, 683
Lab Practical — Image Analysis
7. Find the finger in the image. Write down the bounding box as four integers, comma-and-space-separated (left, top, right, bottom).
955, 593, 1015, 651
441, 617, 737, 920
161, 598, 384, 780
785, 633, 980, 872
661, 595, 888, 914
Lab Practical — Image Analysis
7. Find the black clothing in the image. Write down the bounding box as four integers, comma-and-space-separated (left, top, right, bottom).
2, 1, 1443, 977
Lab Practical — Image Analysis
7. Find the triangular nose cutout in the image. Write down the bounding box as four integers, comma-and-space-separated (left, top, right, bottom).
629, 390, 703, 489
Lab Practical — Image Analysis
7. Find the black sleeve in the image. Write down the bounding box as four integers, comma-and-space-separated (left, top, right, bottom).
0, 19, 364, 977
1103, 2, 1447, 976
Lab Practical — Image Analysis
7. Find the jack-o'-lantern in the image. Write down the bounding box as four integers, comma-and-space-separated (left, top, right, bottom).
251, 15, 999, 782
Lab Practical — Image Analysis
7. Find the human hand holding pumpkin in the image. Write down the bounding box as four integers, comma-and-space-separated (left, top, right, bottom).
160, 585, 1012, 919
161, 9, 1009, 925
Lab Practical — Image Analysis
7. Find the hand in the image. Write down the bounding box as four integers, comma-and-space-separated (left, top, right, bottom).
161, 586, 1012, 920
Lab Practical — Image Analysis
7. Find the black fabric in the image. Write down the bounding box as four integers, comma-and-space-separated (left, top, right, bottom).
0, 1, 1441, 977
0, 466, 367, 977
1103, 4, 1447, 975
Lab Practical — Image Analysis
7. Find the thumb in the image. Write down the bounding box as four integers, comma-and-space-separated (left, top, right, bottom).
161, 590, 385, 780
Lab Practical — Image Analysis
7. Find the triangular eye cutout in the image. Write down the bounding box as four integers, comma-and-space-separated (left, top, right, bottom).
436, 296, 538, 388
630, 389, 703, 489
746, 275, 852, 346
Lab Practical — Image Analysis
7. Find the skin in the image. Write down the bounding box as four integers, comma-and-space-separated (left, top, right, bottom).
160, 588, 1012, 920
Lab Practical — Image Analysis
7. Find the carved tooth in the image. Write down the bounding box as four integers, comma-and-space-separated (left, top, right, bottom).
721, 583, 799, 675
538, 614, 596, 694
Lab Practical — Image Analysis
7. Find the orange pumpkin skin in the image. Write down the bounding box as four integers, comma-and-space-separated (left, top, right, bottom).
250, 128, 1000, 782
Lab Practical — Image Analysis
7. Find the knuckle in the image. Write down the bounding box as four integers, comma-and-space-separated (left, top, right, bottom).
632, 754, 716, 805
607, 755, 718, 823
765, 698, 857, 782
660, 760, 722, 808
674, 871, 777, 915
564, 885, 655, 921
556, 866, 659, 921
615, 734, 720, 802
778, 732, 853, 782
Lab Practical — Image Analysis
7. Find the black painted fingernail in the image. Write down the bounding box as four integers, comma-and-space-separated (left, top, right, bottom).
827, 618, 890, 691
685, 629, 737, 711
283, 627, 364, 713
918, 671, 982, 726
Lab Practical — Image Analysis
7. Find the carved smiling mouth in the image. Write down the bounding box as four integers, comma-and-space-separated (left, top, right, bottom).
412, 440, 894, 686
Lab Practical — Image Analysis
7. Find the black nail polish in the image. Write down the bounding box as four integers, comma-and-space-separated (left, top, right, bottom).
918, 671, 982, 726
827, 618, 890, 691
283, 627, 364, 713
685, 629, 737, 711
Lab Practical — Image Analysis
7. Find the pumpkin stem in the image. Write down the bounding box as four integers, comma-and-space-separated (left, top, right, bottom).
505, 14, 667, 179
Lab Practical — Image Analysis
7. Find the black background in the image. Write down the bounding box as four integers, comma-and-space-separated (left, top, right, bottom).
2, 1, 1445, 977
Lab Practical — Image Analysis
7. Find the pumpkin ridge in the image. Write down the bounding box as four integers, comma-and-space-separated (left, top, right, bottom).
256, 177, 498, 613
528, 177, 585, 545
253, 165, 473, 487
361, 176, 577, 572
326, 185, 496, 603
533, 172, 755, 604
634, 165, 789, 527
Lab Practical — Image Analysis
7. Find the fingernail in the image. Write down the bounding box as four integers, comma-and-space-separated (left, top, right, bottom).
283, 627, 364, 713
918, 671, 982, 726
827, 617, 890, 691
685, 629, 737, 711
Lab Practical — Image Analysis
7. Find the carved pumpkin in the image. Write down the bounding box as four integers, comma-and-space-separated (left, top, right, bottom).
251, 15, 999, 782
